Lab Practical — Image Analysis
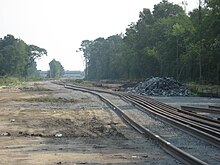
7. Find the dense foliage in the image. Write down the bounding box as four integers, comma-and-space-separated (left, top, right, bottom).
0, 34, 47, 77
79, 0, 220, 84
48, 59, 64, 78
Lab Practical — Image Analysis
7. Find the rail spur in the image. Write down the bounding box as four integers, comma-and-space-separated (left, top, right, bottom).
56, 82, 220, 165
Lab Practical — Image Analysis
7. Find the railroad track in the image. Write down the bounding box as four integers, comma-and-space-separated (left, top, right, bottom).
55, 82, 220, 165
181, 105, 220, 114
119, 93, 220, 146
209, 105, 220, 110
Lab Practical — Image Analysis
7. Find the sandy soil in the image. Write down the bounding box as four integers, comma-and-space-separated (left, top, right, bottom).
0, 81, 176, 165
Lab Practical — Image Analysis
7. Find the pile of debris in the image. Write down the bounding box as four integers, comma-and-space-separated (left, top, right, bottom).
127, 77, 191, 96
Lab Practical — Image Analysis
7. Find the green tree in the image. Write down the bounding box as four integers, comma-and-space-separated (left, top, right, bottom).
79, 40, 93, 79
48, 59, 64, 78
79, 0, 220, 84
25, 44, 47, 77
0, 34, 47, 77
0, 36, 27, 76
79, 35, 124, 80
206, 0, 220, 84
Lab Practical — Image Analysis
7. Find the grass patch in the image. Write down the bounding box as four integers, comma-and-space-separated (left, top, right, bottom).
64, 79, 93, 87
187, 83, 220, 96
0, 77, 22, 86
19, 86, 52, 92
23, 96, 77, 103
26, 76, 43, 82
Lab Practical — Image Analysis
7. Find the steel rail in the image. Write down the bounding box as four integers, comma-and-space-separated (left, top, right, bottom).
209, 105, 220, 110
181, 105, 220, 114
119, 94, 220, 148
61, 83, 208, 165
128, 94, 220, 127
138, 94, 220, 124
57, 82, 220, 148
121, 94, 220, 134
122, 98, 220, 139
63, 82, 220, 124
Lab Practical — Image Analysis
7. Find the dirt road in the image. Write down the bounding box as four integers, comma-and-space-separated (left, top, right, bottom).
0, 81, 177, 165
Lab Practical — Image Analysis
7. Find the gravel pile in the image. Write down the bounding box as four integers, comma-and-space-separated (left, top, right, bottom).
127, 77, 191, 96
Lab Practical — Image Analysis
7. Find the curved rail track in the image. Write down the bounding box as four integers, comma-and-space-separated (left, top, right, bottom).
55, 82, 220, 165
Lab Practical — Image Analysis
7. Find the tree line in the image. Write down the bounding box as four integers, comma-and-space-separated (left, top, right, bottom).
79, 0, 220, 84
0, 34, 47, 77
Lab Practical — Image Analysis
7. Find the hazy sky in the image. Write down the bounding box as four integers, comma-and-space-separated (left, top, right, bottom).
0, 0, 199, 71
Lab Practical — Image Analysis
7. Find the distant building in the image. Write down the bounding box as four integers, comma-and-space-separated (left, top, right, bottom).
39, 71, 48, 77
63, 70, 84, 79
39, 70, 84, 79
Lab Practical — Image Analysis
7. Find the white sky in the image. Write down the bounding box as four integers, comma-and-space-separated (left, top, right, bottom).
0, 0, 198, 71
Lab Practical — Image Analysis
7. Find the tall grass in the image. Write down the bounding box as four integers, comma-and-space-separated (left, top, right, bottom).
187, 82, 220, 96
0, 77, 22, 86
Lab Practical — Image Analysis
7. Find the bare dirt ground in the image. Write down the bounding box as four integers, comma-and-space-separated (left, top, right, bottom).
0, 81, 176, 165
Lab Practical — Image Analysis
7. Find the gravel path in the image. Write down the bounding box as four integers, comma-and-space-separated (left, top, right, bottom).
100, 93, 220, 165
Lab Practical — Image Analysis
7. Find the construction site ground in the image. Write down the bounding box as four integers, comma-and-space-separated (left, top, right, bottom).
0, 81, 179, 165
